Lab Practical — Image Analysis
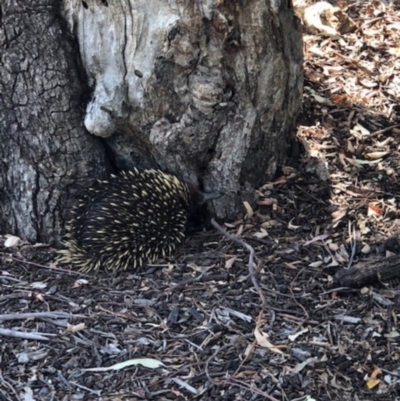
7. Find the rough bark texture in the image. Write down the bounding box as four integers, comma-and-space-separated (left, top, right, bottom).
0, 1, 108, 243
0, 0, 303, 243
63, 0, 303, 220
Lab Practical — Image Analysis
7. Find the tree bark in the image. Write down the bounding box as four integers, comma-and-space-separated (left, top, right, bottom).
0, 1, 108, 243
63, 0, 303, 219
0, 0, 303, 242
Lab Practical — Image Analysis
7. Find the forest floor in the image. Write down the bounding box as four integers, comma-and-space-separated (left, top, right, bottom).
1, 1, 400, 400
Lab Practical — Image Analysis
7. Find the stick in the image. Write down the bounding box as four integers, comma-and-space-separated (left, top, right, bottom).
211, 218, 266, 307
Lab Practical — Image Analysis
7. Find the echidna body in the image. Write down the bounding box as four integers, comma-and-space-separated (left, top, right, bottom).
58, 169, 219, 272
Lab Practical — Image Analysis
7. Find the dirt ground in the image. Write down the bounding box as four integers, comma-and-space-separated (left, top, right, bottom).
1, 1, 400, 400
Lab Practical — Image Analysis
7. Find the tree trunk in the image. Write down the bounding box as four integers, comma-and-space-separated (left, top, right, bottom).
0, 0, 303, 242
0, 1, 108, 243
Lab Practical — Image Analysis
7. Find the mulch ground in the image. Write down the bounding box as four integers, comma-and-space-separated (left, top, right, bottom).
1, 1, 400, 400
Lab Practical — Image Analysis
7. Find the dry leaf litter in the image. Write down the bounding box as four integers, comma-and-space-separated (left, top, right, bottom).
1, 1, 400, 400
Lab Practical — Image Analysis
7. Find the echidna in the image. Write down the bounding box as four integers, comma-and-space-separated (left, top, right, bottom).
57, 168, 221, 272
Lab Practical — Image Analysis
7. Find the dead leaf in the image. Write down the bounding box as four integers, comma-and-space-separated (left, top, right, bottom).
243, 201, 254, 219
291, 357, 318, 374
329, 243, 339, 251
187, 263, 214, 273
73, 279, 89, 288
303, 234, 330, 246
257, 198, 277, 206
283, 261, 301, 269
288, 328, 308, 341
366, 378, 380, 389
331, 95, 348, 104
254, 328, 284, 354
273, 176, 287, 184
388, 47, 400, 56
309, 261, 323, 268
370, 367, 382, 380
225, 257, 237, 269
361, 244, 371, 254
368, 204, 383, 216
288, 218, 301, 230
365, 151, 389, 159
31, 292, 44, 302
30, 282, 47, 289
353, 124, 370, 136
332, 207, 348, 227
66, 323, 86, 333
4, 235, 21, 248
311, 93, 333, 106
253, 229, 269, 239
82, 358, 165, 372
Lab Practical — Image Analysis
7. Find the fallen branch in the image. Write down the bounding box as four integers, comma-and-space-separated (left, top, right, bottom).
171, 273, 229, 291
211, 218, 266, 307
334, 256, 400, 287
0, 253, 91, 277
0, 311, 86, 321
370, 124, 400, 138
0, 327, 56, 341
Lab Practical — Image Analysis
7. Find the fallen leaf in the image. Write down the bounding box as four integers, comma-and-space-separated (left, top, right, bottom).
288, 218, 301, 230
331, 95, 348, 104
365, 151, 389, 159
388, 47, 400, 56
288, 329, 308, 341
4, 235, 21, 248
370, 367, 382, 380
368, 204, 383, 216
253, 229, 269, 239
254, 328, 284, 354
366, 378, 380, 389
309, 261, 323, 268
329, 243, 339, 251
243, 201, 254, 219
332, 207, 348, 227
225, 257, 236, 269
291, 357, 318, 374
353, 124, 370, 136
66, 323, 86, 333
73, 279, 89, 288
30, 282, 47, 289
303, 234, 330, 246
257, 198, 277, 206
82, 358, 165, 372
361, 244, 371, 254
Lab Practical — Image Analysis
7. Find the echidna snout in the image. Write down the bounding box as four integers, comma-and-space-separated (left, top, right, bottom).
57, 169, 220, 272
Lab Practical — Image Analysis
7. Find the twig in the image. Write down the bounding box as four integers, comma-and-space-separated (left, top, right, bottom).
228, 378, 280, 401
0, 374, 22, 401
0, 311, 86, 321
370, 124, 400, 138
347, 221, 357, 269
321, 287, 352, 295
211, 219, 266, 308
289, 267, 310, 320
171, 273, 229, 291
295, 185, 329, 205
0, 253, 91, 277
204, 343, 229, 385
0, 328, 56, 341
170, 378, 198, 395
205, 342, 280, 401
332, 51, 374, 76
70, 382, 102, 397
